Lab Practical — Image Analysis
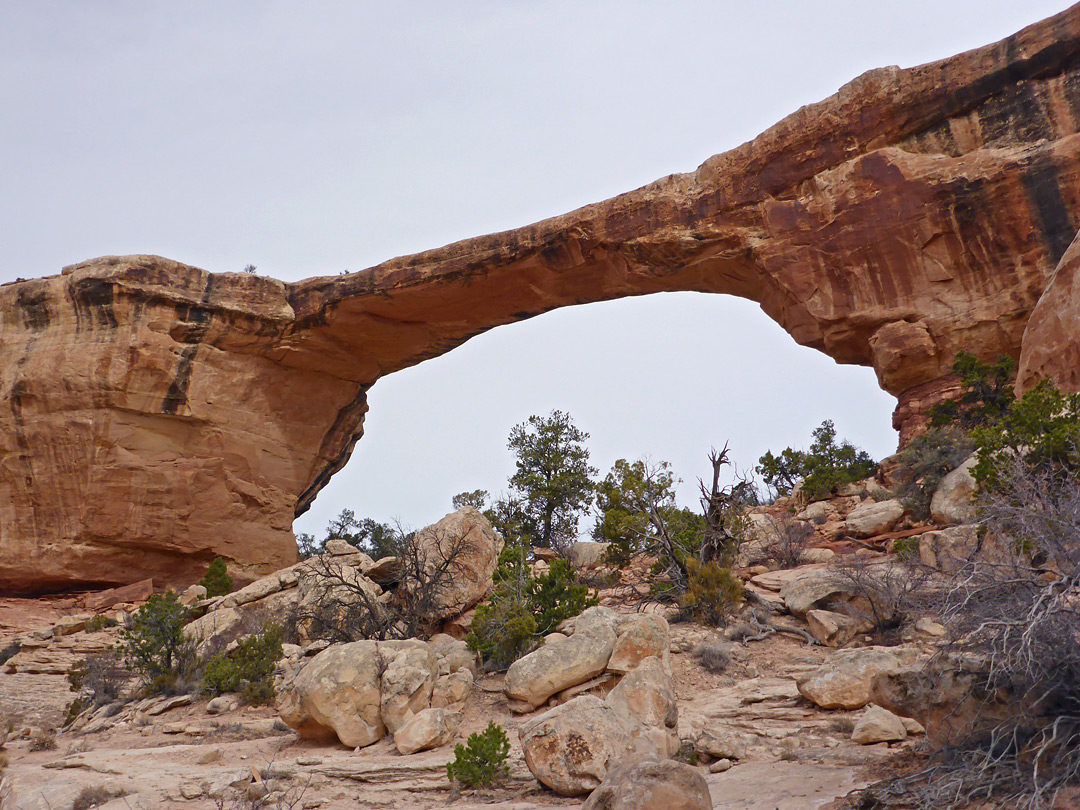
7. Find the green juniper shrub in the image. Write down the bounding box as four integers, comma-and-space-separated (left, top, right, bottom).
119, 591, 196, 693
799, 420, 878, 501
894, 425, 976, 521
756, 420, 876, 502
680, 558, 743, 626
467, 544, 597, 670
84, 614, 118, 633
446, 721, 511, 789
929, 351, 1016, 430
201, 624, 283, 705
971, 377, 1080, 489
197, 557, 233, 598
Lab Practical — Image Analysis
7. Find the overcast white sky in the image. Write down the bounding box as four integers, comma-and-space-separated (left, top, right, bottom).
1, 1, 1071, 540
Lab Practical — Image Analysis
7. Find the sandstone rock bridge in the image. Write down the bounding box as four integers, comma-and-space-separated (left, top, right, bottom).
3, 7, 1080, 593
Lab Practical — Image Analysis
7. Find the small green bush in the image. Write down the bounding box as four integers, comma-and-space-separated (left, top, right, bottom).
119, 592, 194, 691
446, 721, 510, 789
467, 549, 596, 670
197, 557, 233, 598
756, 420, 876, 502
680, 559, 743, 626
84, 614, 117, 633
201, 624, 282, 705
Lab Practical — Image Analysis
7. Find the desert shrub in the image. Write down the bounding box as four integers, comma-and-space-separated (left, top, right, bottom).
692, 641, 731, 674
893, 425, 975, 521
198, 557, 233, 598
680, 559, 743, 626
971, 377, 1080, 489
202, 624, 282, 705
119, 592, 197, 693
72, 785, 118, 810
849, 459, 1080, 809
468, 547, 596, 670
68, 649, 126, 708
828, 555, 930, 637
446, 721, 510, 789
757, 420, 876, 502
0, 642, 19, 666
29, 728, 56, 751
928, 350, 1016, 430
296, 521, 480, 643
759, 516, 814, 569
84, 614, 117, 633
889, 534, 920, 561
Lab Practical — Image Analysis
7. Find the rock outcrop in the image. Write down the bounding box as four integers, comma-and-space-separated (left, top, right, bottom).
3, 8, 1080, 591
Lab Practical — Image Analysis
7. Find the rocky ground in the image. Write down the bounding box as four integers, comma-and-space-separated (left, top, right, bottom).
0, 597, 923, 810
0, 477, 979, 810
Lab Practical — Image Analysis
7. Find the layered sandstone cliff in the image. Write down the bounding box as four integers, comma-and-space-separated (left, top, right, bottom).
3, 6, 1079, 592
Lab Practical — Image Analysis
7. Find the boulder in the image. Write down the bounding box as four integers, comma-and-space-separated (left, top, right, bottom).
797, 646, 918, 710
379, 641, 438, 733
805, 609, 864, 648
405, 507, 502, 621
778, 568, 868, 619
568, 541, 611, 569
431, 669, 473, 710
183, 607, 243, 657
427, 633, 478, 676
851, 704, 908, 745
845, 500, 905, 538
506, 610, 618, 711
393, 708, 462, 755
607, 615, 670, 675
558, 606, 622, 636
797, 502, 830, 525
582, 754, 711, 810
930, 456, 977, 525
919, 525, 980, 572
519, 695, 632, 797
276, 641, 385, 747
605, 657, 679, 757
693, 727, 752, 761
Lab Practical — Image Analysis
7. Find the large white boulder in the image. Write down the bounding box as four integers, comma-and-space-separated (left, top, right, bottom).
519, 695, 632, 797
797, 646, 919, 710
505, 613, 617, 711
845, 499, 905, 538
930, 455, 977, 525
605, 656, 679, 757
581, 754, 711, 810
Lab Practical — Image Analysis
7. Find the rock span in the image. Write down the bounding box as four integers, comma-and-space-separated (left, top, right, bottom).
3, 6, 1080, 593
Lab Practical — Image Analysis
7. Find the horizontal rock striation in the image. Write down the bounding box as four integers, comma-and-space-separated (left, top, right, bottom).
3, 7, 1080, 592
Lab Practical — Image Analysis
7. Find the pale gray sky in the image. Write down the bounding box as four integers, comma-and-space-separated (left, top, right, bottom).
1, 1, 1070, 538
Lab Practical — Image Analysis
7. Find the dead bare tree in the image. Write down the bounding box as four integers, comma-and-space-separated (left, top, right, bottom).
698, 444, 755, 567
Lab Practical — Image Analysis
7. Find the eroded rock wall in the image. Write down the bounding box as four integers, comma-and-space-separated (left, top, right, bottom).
3, 6, 1080, 592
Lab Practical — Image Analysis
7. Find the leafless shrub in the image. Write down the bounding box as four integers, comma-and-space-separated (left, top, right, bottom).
759, 516, 814, 569
828, 554, 933, 638
845, 459, 1080, 809
692, 641, 732, 674
293, 522, 478, 643
72, 785, 122, 810
28, 727, 56, 751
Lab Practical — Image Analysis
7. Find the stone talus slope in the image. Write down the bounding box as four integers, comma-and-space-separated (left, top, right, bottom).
3, 6, 1080, 592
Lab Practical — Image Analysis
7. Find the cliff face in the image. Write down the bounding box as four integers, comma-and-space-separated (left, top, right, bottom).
3, 6, 1080, 592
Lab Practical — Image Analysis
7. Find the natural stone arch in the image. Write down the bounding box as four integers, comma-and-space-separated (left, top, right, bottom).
1, 6, 1079, 592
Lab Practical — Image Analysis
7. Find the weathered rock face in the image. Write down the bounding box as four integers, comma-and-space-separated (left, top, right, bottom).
3, 9, 1080, 591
